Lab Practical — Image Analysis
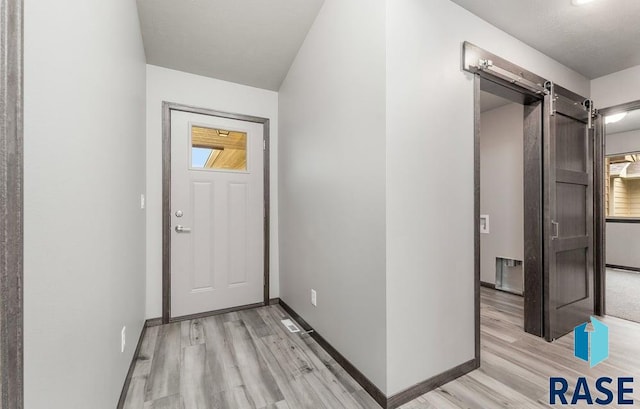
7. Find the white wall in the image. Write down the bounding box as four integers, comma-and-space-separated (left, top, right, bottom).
592, 64, 640, 270
385, 0, 590, 395
592, 65, 640, 109
606, 223, 640, 268
23, 1, 147, 408
278, 0, 388, 393
480, 104, 524, 284
146, 65, 279, 319
607, 130, 640, 155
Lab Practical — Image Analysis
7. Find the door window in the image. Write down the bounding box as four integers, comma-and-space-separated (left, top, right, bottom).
191, 125, 247, 171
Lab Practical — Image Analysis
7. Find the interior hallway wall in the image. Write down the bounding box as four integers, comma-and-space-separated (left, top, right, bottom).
480, 103, 525, 284
23, 0, 147, 407
592, 64, 640, 270
278, 0, 388, 393
280, 0, 590, 396
606, 130, 640, 157
145, 65, 279, 319
592, 65, 640, 109
385, 0, 590, 395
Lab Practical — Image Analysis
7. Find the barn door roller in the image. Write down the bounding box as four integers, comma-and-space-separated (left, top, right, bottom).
477, 58, 549, 96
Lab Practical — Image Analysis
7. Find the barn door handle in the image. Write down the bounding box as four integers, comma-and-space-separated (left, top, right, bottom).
551, 221, 559, 240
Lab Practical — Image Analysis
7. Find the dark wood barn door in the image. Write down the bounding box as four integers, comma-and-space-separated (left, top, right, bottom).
543, 90, 596, 341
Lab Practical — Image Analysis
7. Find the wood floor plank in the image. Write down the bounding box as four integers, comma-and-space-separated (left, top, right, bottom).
209, 390, 234, 409
223, 311, 240, 322
251, 334, 309, 408
351, 389, 383, 409
181, 319, 205, 348
180, 344, 212, 409
143, 394, 184, 409
253, 330, 328, 409
225, 319, 285, 408
133, 326, 159, 378
255, 306, 372, 408
201, 316, 243, 396
304, 370, 363, 409
264, 401, 291, 409
123, 377, 147, 409
415, 390, 468, 409
478, 350, 547, 401
298, 335, 362, 393
396, 396, 431, 409
239, 309, 273, 338
144, 323, 181, 402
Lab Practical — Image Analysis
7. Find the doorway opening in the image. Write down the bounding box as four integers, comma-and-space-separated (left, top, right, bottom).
478, 88, 530, 335
465, 42, 604, 351
600, 101, 640, 324
161, 103, 271, 324
476, 79, 544, 339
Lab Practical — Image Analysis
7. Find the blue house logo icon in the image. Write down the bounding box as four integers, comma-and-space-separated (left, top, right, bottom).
574, 317, 609, 367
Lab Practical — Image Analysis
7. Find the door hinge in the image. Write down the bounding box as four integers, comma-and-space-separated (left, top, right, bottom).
263, 139, 266, 151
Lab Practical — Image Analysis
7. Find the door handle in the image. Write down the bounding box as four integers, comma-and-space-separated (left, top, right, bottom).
551, 220, 559, 240
175, 225, 191, 233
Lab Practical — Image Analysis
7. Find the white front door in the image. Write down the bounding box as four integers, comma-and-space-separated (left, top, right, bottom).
170, 110, 264, 318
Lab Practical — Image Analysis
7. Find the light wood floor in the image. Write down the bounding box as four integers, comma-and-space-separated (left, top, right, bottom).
123, 289, 640, 408
123, 306, 382, 409
406, 288, 640, 409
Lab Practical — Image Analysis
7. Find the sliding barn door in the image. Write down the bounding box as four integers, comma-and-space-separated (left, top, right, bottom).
543, 90, 596, 341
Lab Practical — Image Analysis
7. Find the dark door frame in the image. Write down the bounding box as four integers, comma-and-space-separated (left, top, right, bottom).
1, 0, 24, 407
161, 102, 271, 324
464, 42, 605, 344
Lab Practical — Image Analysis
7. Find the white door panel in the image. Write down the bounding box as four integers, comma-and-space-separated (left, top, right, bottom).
171, 110, 264, 318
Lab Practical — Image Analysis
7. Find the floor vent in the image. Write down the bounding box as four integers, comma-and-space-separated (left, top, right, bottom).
281, 319, 300, 333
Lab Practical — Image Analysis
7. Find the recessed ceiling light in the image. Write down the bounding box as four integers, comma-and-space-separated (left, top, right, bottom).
605, 112, 627, 124
572, 0, 594, 5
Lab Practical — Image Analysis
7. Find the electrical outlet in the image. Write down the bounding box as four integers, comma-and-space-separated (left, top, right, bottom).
311, 289, 317, 306
121, 326, 126, 353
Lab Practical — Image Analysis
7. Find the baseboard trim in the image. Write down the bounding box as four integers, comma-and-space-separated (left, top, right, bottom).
146, 299, 281, 327
145, 317, 163, 327
607, 264, 640, 273
116, 322, 148, 409
480, 281, 496, 289
386, 358, 479, 409
606, 218, 640, 224
278, 299, 478, 408
277, 299, 388, 407
168, 300, 279, 323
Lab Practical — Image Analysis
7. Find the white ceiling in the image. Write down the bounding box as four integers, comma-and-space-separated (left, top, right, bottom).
136, 0, 325, 91
449, 0, 640, 79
